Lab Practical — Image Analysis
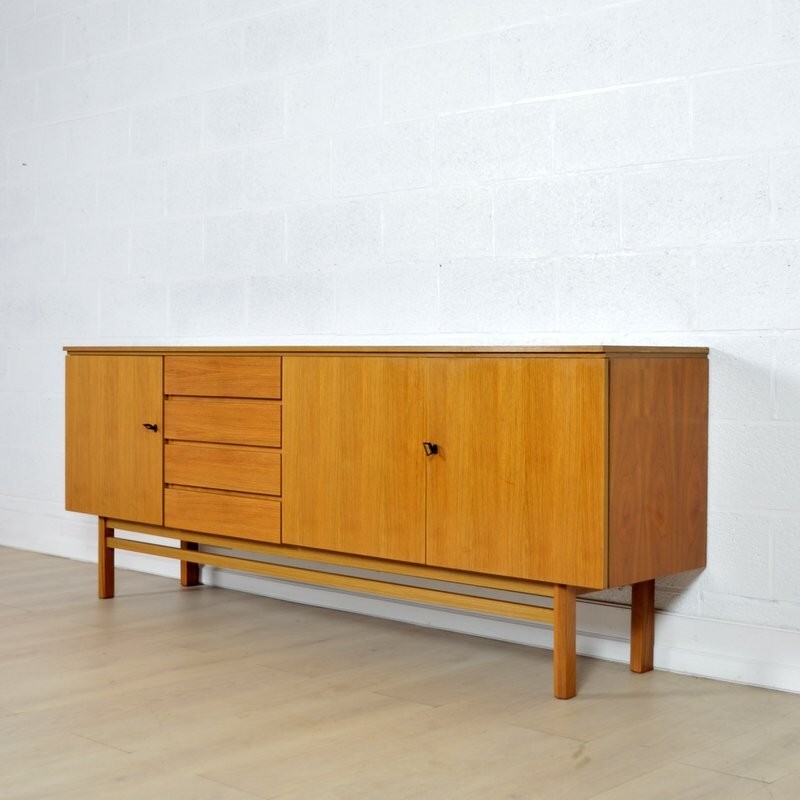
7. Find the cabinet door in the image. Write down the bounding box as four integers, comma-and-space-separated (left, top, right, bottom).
66, 355, 163, 524
426, 358, 607, 587
282, 356, 426, 562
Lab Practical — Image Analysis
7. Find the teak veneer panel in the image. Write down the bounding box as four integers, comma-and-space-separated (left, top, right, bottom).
66, 345, 708, 355
426, 358, 607, 587
165, 487, 281, 542
282, 356, 426, 563
66, 355, 163, 525
164, 398, 281, 448
165, 443, 281, 496
608, 356, 708, 586
165, 355, 281, 398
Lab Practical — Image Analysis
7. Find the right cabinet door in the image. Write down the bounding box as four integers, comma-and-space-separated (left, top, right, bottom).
425, 357, 608, 587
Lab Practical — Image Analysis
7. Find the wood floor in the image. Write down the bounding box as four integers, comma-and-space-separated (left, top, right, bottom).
1, 547, 799, 799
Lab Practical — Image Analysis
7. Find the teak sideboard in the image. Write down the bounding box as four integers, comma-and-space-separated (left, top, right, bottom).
64, 345, 709, 699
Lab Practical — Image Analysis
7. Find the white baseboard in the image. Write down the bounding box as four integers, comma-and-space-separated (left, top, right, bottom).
203, 566, 800, 695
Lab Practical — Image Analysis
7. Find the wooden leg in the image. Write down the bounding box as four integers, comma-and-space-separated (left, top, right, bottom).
630, 579, 655, 673
98, 517, 115, 599
180, 541, 201, 587
553, 584, 577, 699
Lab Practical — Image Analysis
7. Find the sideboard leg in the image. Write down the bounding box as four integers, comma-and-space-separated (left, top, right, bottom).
181, 541, 201, 587
630, 579, 655, 673
98, 517, 115, 599
553, 584, 577, 699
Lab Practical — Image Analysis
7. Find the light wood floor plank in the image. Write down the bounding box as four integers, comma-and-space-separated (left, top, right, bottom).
745, 769, 800, 799
588, 763, 765, 800
678, 712, 800, 783
1, 546, 799, 800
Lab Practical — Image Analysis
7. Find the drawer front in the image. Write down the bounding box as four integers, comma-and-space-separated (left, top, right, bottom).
165, 487, 281, 542
165, 443, 280, 495
164, 398, 281, 447
165, 356, 281, 399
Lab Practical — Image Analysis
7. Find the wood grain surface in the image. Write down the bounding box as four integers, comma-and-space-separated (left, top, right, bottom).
165, 355, 281, 398
165, 442, 281, 496
65, 355, 163, 524
630, 579, 656, 673
164, 487, 281, 542
553, 584, 577, 699
425, 358, 607, 587
67, 345, 709, 355
282, 356, 427, 563
164, 397, 281, 447
608, 357, 708, 587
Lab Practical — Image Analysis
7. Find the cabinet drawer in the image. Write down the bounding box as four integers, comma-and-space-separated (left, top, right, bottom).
165, 356, 281, 399
165, 487, 281, 542
165, 443, 281, 495
164, 398, 281, 447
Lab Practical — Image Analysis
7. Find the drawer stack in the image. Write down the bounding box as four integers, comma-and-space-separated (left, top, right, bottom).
163, 356, 282, 542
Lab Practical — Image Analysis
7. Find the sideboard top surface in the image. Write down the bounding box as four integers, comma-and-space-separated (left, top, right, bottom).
64, 345, 708, 356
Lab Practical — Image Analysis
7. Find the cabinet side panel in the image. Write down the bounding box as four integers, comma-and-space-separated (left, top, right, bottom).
65, 355, 164, 524
282, 356, 426, 563
608, 357, 708, 587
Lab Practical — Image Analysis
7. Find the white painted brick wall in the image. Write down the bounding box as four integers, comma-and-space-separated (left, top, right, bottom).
556, 253, 695, 332
286, 57, 379, 136
382, 37, 492, 122
128, 0, 205, 44
247, 271, 336, 335
1, 0, 799, 674
244, 137, 330, 204
336, 264, 439, 334
132, 96, 203, 159
693, 64, 800, 156
435, 103, 551, 184
203, 78, 284, 148
64, 0, 128, 63
439, 257, 557, 334
495, 174, 619, 257
205, 210, 285, 275
287, 198, 381, 270
494, 11, 618, 101
329, 0, 436, 57
332, 118, 433, 196
772, 151, 800, 238
244, 2, 329, 74
620, 159, 771, 248
7, 17, 65, 76
553, 82, 691, 171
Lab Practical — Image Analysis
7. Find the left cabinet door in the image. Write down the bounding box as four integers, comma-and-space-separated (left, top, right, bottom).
282, 356, 426, 563
66, 355, 163, 525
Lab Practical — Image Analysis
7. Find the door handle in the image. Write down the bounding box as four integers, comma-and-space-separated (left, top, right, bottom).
422, 441, 438, 456
142, 423, 158, 432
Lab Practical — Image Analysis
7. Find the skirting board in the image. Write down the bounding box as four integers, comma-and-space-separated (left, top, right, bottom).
202, 566, 800, 696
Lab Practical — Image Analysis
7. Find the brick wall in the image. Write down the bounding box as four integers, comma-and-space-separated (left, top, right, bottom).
1, 0, 799, 642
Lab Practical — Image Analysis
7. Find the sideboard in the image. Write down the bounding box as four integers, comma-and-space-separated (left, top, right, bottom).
64, 345, 708, 699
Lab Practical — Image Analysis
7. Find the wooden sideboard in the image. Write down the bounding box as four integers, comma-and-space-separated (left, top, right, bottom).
64, 346, 709, 699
